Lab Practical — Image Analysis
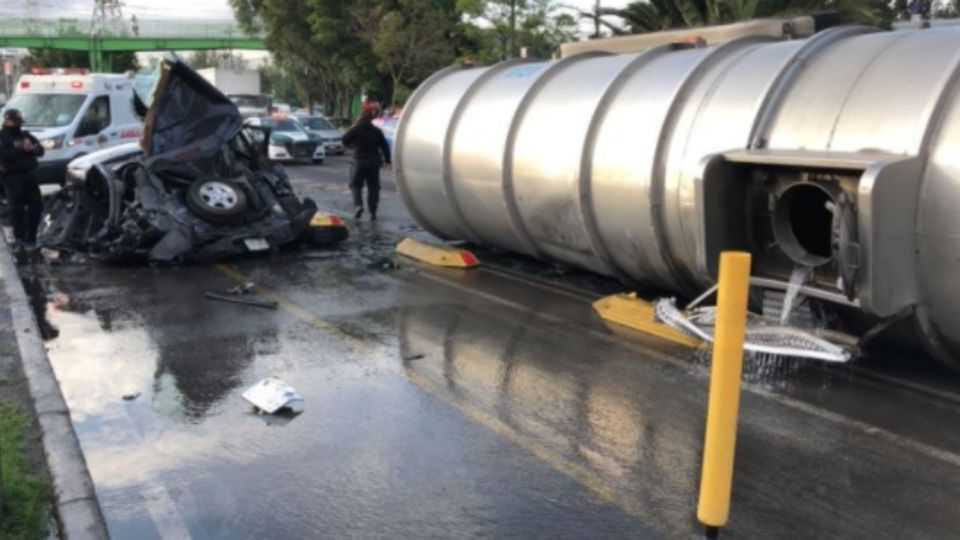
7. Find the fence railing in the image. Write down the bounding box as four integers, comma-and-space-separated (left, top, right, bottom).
0, 18, 262, 40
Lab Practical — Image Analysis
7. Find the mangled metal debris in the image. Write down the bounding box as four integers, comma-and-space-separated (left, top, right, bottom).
205, 291, 278, 310
654, 297, 854, 363
38, 59, 346, 263
242, 377, 303, 415
205, 280, 278, 309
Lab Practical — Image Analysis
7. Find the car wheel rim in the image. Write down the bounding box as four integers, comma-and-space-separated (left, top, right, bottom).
199, 181, 239, 209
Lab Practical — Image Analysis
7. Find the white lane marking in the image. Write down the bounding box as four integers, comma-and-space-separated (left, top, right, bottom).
141, 484, 193, 540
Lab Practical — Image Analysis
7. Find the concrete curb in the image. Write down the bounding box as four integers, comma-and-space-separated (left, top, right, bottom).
0, 239, 110, 540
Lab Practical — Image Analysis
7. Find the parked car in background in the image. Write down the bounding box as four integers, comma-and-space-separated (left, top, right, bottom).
245, 115, 324, 164
380, 117, 398, 155
295, 115, 344, 155
227, 93, 271, 119
327, 116, 351, 133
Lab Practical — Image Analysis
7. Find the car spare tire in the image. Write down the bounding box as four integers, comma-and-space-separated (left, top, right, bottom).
186, 178, 248, 224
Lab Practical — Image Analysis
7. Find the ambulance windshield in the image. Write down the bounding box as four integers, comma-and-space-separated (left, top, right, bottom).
5, 93, 87, 128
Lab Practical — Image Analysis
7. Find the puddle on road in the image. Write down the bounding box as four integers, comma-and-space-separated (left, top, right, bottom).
15, 236, 960, 539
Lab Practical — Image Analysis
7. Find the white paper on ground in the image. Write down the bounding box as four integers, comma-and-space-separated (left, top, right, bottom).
242, 377, 304, 414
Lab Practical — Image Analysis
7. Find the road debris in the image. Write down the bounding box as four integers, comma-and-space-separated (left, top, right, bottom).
242, 377, 303, 414
654, 297, 853, 363
366, 257, 397, 271
205, 291, 278, 310
227, 282, 256, 296
396, 237, 480, 268
39, 248, 61, 265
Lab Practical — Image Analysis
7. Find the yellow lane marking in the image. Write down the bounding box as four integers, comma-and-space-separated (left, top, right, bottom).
214, 263, 664, 533
405, 370, 669, 535
217, 264, 370, 355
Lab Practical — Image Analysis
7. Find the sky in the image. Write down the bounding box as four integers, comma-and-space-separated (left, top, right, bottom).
0, 0, 633, 23
1, 0, 633, 66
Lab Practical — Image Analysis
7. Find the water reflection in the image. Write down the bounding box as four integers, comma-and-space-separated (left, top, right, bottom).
47, 267, 280, 422
398, 302, 705, 534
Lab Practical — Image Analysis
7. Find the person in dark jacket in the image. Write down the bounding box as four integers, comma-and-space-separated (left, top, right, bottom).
0, 109, 44, 246
342, 110, 391, 221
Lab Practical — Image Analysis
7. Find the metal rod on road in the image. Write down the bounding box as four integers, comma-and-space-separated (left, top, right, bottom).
204, 291, 278, 310
697, 251, 751, 538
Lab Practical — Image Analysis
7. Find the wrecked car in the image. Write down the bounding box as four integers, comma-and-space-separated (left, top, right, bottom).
39, 59, 346, 262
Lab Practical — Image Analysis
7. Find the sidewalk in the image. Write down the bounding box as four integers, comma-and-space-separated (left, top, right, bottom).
0, 251, 53, 538
0, 234, 109, 539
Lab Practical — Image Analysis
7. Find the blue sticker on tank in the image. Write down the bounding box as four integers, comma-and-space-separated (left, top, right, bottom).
504, 65, 546, 78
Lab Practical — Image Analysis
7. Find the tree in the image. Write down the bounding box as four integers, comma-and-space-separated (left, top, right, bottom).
261, 64, 301, 106
187, 50, 248, 70
230, 0, 572, 110
598, 0, 892, 34
359, 0, 455, 106
231, 0, 373, 115
460, 0, 577, 59
23, 49, 139, 73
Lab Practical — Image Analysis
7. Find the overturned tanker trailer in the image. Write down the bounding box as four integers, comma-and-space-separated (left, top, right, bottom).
395, 25, 960, 368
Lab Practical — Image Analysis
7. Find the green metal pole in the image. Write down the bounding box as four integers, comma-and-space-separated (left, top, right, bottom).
88, 36, 99, 72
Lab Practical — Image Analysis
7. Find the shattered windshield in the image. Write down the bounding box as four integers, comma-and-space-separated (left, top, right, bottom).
5, 93, 87, 128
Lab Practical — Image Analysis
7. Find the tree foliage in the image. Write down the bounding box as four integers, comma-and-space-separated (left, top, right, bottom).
459, 0, 577, 59
187, 50, 248, 70
230, 0, 576, 111
598, 0, 892, 34
357, 0, 455, 105
23, 49, 138, 72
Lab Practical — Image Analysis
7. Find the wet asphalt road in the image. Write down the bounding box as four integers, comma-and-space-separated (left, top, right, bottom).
27, 155, 960, 539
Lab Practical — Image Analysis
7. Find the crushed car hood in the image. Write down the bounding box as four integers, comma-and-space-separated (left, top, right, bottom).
142, 60, 242, 158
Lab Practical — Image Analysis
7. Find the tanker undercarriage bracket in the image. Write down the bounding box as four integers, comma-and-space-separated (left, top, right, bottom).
694, 149, 924, 318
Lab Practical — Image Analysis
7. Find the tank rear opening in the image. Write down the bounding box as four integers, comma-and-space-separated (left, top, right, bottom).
774, 183, 836, 267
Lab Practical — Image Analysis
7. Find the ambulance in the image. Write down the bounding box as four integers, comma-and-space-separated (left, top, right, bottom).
3, 72, 143, 184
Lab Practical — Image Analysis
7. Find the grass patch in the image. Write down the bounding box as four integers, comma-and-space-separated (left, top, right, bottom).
0, 402, 51, 540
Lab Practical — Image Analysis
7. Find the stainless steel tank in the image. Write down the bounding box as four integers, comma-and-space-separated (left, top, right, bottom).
395, 26, 960, 367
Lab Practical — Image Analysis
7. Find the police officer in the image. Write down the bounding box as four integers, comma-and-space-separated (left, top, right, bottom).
0, 109, 44, 247
342, 108, 391, 221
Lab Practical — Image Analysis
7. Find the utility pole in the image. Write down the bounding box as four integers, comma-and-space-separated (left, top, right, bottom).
90, 0, 125, 72
594, 0, 601, 39
509, 0, 517, 59
95, 0, 124, 21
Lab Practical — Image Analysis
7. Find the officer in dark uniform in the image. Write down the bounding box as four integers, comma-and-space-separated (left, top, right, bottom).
342, 109, 391, 221
0, 109, 45, 246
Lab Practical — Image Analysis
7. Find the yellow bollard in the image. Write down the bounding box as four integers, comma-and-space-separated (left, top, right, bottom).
697, 251, 752, 538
